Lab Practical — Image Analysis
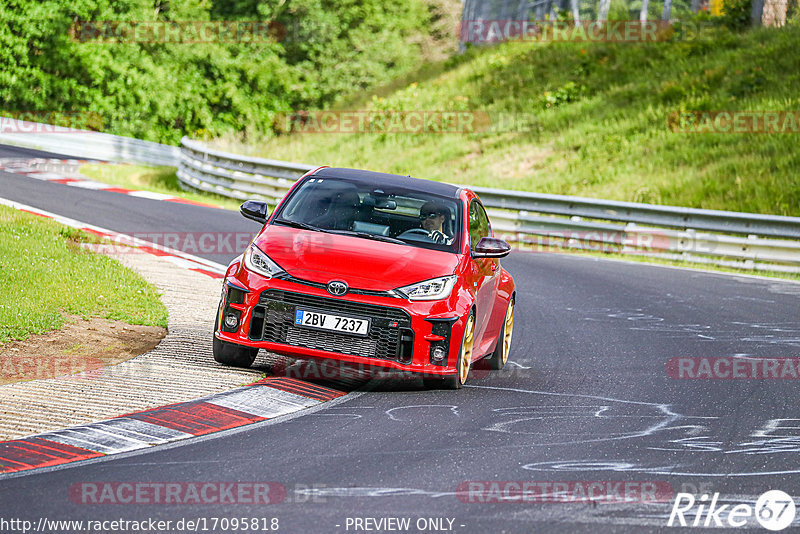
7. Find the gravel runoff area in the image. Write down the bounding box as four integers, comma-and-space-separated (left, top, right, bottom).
0, 250, 263, 441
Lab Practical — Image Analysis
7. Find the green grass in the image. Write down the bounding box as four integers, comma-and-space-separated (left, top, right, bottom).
79, 164, 242, 211
0, 206, 169, 343
211, 23, 800, 217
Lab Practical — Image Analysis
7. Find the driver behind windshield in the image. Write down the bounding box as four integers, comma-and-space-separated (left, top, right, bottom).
418, 201, 453, 245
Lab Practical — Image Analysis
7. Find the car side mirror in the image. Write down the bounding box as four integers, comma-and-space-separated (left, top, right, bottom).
240, 200, 269, 224
472, 237, 511, 258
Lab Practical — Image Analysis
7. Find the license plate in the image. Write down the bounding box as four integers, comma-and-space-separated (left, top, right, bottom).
294, 309, 370, 336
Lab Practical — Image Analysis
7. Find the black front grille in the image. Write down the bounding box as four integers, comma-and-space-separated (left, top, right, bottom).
250, 289, 413, 363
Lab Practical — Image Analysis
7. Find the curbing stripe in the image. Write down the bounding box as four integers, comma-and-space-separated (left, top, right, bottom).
0, 378, 346, 475
0, 157, 222, 209
38, 428, 157, 456
206, 387, 318, 419
0, 438, 103, 472
127, 401, 267, 436
257, 377, 346, 402
37, 420, 193, 457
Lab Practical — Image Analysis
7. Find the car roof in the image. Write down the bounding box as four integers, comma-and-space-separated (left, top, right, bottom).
312, 167, 462, 199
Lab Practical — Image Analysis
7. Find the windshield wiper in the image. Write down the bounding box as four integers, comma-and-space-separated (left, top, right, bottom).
274, 218, 326, 233
327, 229, 406, 245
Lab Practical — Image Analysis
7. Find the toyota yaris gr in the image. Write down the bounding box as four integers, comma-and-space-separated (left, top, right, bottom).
214, 167, 515, 388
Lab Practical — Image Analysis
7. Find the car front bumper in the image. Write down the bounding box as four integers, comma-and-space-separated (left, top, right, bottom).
215, 269, 470, 378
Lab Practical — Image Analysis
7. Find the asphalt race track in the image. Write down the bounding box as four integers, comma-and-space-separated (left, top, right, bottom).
2, 144, 800, 532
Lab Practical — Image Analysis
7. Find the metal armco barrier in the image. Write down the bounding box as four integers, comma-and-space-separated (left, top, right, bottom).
0, 117, 181, 167
189, 137, 800, 273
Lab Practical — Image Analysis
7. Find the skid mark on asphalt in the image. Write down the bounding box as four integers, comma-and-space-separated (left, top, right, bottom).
466, 385, 684, 445
568, 306, 800, 344
386, 405, 460, 421
467, 385, 800, 477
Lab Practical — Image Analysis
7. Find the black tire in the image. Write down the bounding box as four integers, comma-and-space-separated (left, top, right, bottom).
436, 312, 475, 390
422, 375, 445, 389
486, 297, 515, 371
213, 315, 259, 368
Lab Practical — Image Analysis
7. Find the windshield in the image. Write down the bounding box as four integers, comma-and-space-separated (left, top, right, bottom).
274, 176, 461, 253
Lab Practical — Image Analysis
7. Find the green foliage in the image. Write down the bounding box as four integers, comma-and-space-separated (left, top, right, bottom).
0, 0, 448, 143
541, 81, 584, 109
0, 206, 168, 342
720, 0, 753, 30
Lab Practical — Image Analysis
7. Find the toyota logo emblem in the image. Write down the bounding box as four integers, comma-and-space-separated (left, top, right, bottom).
326, 280, 348, 296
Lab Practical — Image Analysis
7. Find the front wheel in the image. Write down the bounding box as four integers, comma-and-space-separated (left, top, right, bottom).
213, 316, 258, 368
486, 297, 514, 371
438, 312, 475, 390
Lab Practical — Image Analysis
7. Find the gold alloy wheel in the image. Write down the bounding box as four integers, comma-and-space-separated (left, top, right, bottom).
459, 314, 475, 385
502, 299, 515, 365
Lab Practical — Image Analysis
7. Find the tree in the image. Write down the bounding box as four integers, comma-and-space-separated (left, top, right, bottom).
598, 0, 611, 20
761, 0, 788, 25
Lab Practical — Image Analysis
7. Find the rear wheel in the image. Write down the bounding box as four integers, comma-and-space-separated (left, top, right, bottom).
486, 297, 515, 371
213, 315, 258, 368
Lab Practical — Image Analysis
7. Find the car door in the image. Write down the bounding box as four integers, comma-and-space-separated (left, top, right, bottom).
467, 199, 499, 355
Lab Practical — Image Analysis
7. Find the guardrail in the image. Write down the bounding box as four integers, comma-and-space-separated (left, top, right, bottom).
0, 117, 180, 166
174, 136, 800, 273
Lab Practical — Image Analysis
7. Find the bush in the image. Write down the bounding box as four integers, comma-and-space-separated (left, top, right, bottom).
720, 0, 753, 30
0, 0, 456, 144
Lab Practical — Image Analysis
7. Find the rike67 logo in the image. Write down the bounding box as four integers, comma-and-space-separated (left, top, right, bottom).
668, 490, 796, 530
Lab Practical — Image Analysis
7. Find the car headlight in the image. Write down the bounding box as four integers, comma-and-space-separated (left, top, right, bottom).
396, 275, 457, 301
243, 244, 285, 278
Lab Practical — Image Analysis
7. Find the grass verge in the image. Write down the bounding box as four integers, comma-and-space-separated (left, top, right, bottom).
0, 205, 169, 343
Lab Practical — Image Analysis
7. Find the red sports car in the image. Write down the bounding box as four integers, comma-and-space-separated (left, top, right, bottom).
214, 167, 515, 388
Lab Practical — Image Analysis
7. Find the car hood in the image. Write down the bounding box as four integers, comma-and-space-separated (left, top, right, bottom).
253, 225, 460, 291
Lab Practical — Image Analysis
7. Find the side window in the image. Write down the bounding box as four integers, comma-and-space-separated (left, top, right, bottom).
469, 200, 490, 250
